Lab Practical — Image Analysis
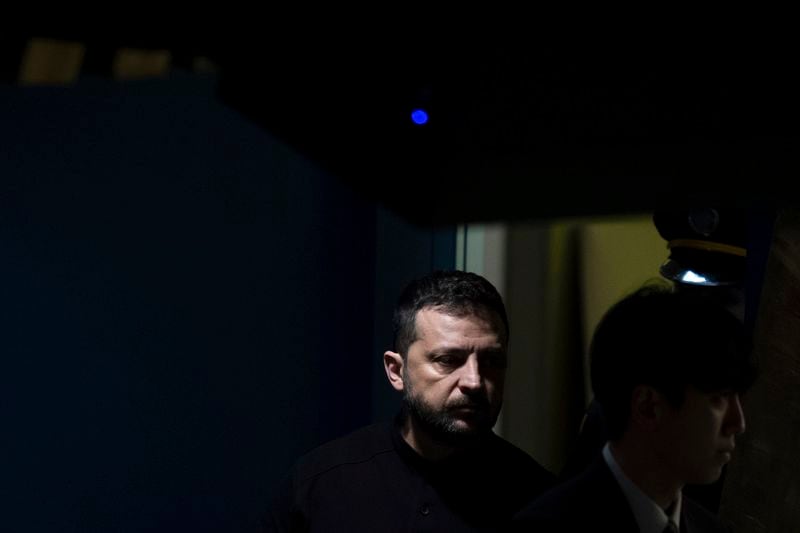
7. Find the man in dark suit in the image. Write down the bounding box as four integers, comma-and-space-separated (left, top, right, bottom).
558, 207, 751, 513
513, 282, 756, 532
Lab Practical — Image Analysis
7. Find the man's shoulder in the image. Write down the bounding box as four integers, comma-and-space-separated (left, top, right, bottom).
519, 465, 599, 512
513, 457, 621, 526
488, 433, 556, 484
292, 422, 395, 484
266, 423, 405, 531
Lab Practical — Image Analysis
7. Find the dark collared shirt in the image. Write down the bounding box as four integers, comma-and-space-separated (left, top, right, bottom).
263, 417, 554, 532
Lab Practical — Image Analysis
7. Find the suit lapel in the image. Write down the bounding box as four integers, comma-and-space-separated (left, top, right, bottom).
583, 457, 640, 532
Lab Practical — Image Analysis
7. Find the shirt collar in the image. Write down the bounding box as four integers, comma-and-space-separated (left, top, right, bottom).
602, 443, 682, 533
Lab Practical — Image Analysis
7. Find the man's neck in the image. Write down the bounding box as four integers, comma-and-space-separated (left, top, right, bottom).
401, 418, 457, 462
609, 440, 683, 509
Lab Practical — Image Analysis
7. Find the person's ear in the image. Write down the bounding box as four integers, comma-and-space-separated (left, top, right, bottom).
384, 351, 405, 392
630, 385, 663, 431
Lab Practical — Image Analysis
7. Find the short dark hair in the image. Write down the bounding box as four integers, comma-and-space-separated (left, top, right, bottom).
590, 280, 757, 440
392, 270, 509, 358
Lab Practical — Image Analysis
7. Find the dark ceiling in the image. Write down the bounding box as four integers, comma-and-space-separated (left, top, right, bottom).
9, 31, 796, 225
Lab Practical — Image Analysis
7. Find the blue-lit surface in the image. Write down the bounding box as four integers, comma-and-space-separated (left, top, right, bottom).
411, 109, 429, 125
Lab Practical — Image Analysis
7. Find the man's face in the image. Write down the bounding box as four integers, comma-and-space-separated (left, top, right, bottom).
401, 307, 507, 445
657, 386, 746, 484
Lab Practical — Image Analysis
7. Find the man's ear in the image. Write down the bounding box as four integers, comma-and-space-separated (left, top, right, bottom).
630, 385, 663, 432
384, 351, 405, 392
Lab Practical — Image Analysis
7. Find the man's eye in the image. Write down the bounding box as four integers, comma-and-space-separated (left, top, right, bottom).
480, 352, 507, 368
435, 356, 459, 366
484, 356, 507, 369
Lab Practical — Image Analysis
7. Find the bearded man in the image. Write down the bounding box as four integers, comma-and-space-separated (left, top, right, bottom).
262, 270, 554, 532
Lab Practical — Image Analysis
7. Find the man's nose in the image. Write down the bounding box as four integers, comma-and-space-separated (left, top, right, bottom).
457, 355, 483, 392
725, 393, 746, 436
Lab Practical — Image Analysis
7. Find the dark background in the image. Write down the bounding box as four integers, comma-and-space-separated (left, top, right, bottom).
6, 31, 794, 223
0, 71, 454, 531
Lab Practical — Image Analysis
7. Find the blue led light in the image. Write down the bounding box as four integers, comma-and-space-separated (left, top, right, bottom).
411, 109, 429, 125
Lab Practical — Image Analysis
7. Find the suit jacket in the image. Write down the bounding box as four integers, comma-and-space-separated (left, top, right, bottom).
512, 456, 731, 533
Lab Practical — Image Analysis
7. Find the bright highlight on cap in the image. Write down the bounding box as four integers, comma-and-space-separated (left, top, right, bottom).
681, 270, 708, 284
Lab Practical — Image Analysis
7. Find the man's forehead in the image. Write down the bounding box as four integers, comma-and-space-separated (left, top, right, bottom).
415, 306, 506, 339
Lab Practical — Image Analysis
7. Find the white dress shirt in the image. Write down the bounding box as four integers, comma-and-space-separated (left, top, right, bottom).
603, 443, 681, 533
